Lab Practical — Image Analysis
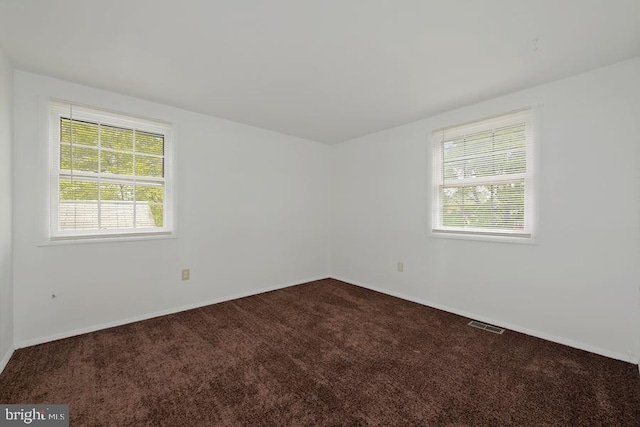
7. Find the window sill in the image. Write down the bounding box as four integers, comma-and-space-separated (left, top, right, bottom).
428, 230, 538, 245
39, 233, 177, 247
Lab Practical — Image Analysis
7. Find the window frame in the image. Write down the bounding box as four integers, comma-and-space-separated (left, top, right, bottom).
431, 108, 536, 241
49, 100, 175, 241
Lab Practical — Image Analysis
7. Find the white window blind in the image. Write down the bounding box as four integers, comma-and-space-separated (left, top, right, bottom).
49, 101, 174, 240
432, 109, 534, 237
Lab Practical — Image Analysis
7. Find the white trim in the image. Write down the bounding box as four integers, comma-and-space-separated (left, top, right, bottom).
428, 229, 538, 245
331, 276, 637, 364
0, 346, 15, 375
14, 276, 329, 349
38, 233, 177, 247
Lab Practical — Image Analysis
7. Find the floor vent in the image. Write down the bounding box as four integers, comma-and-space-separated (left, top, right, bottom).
468, 320, 505, 334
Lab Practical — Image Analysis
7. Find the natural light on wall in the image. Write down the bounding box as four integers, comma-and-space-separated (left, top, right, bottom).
49, 101, 173, 240
432, 108, 534, 238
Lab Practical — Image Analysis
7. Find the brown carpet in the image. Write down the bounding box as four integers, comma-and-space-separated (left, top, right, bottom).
1, 278, 639, 426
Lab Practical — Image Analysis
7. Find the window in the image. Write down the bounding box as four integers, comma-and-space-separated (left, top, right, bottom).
49, 101, 173, 240
432, 109, 534, 238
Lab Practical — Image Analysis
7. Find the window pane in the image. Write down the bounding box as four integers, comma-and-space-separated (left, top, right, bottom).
59, 202, 99, 230
59, 178, 99, 230
100, 151, 134, 175
136, 185, 164, 227
135, 154, 163, 178
442, 122, 526, 182
443, 149, 526, 181
440, 181, 525, 230
100, 183, 134, 201
59, 178, 98, 201
60, 145, 99, 172
101, 125, 133, 151
493, 124, 526, 150
491, 150, 526, 176
60, 119, 98, 146
136, 131, 164, 155
99, 202, 135, 229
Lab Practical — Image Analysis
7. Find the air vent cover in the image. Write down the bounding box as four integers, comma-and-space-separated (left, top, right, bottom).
468, 320, 505, 334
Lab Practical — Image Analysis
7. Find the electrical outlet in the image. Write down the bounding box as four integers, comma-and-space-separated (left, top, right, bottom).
181, 269, 190, 281
397, 262, 404, 273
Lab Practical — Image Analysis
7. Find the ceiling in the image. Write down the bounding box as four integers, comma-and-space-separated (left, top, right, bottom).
1, 0, 639, 144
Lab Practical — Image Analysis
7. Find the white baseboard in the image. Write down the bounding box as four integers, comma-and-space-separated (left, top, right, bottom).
0, 346, 15, 375
331, 276, 638, 364
15, 276, 329, 349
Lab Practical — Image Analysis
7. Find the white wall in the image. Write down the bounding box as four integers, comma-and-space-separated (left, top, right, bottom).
330, 58, 640, 362
13, 71, 330, 346
0, 49, 13, 368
